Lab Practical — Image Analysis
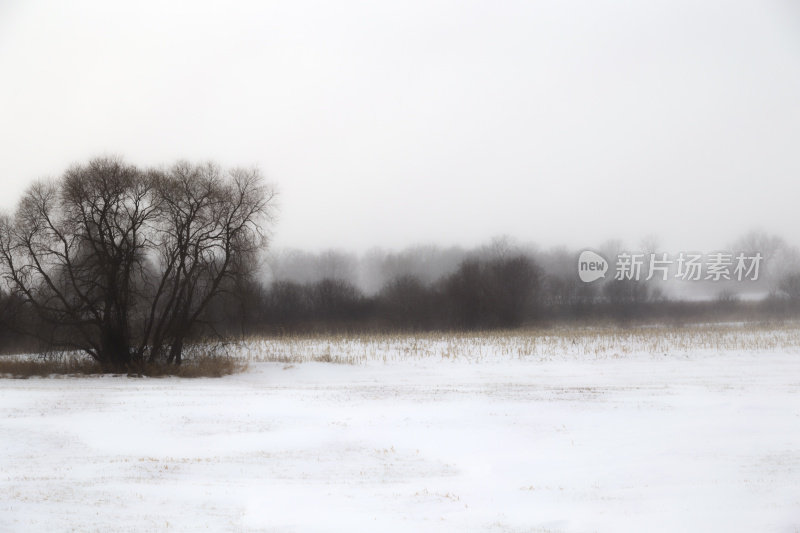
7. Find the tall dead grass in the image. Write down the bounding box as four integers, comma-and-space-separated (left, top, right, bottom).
234, 320, 800, 364
0, 349, 247, 379
3, 321, 799, 375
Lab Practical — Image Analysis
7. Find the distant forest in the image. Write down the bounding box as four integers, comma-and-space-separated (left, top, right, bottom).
249, 234, 800, 332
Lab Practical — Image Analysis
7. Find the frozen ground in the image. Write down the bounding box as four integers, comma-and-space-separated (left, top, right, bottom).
2, 331, 800, 532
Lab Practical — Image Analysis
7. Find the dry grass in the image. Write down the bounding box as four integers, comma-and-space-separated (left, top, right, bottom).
0, 354, 101, 378
234, 320, 800, 364
0, 350, 247, 379
3, 321, 800, 376
130, 356, 247, 378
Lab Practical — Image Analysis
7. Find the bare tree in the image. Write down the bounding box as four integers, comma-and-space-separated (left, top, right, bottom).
0, 158, 156, 368
0, 157, 276, 370
379, 274, 435, 329
442, 254, 540, 329
141, 162, 275, 364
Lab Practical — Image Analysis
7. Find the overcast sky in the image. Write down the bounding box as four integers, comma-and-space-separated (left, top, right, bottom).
1, 1, 798, 253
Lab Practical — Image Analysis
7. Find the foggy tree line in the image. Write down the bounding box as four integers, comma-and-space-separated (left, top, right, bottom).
252, 252, 542, 331
224, 230, 800, 332
223, 263, 800, 335
179, 234, 800, 335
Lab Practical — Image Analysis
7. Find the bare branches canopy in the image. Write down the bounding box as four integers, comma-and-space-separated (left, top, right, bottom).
0, 157, 277, 370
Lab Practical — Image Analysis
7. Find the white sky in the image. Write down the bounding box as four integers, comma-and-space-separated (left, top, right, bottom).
1, 0, 799, 252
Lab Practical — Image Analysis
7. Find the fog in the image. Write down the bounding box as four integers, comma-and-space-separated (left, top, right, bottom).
1, 0, 799, 253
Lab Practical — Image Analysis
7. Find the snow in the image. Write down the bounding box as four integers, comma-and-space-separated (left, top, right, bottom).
2, 340, 800, 531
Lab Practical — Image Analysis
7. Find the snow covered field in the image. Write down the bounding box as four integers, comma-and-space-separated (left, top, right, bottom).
2, 326, 800, 532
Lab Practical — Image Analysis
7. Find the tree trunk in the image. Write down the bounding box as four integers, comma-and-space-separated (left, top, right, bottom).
148, 344, 162, 364
167, 339, 183, 366
100, 327, 131, 371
